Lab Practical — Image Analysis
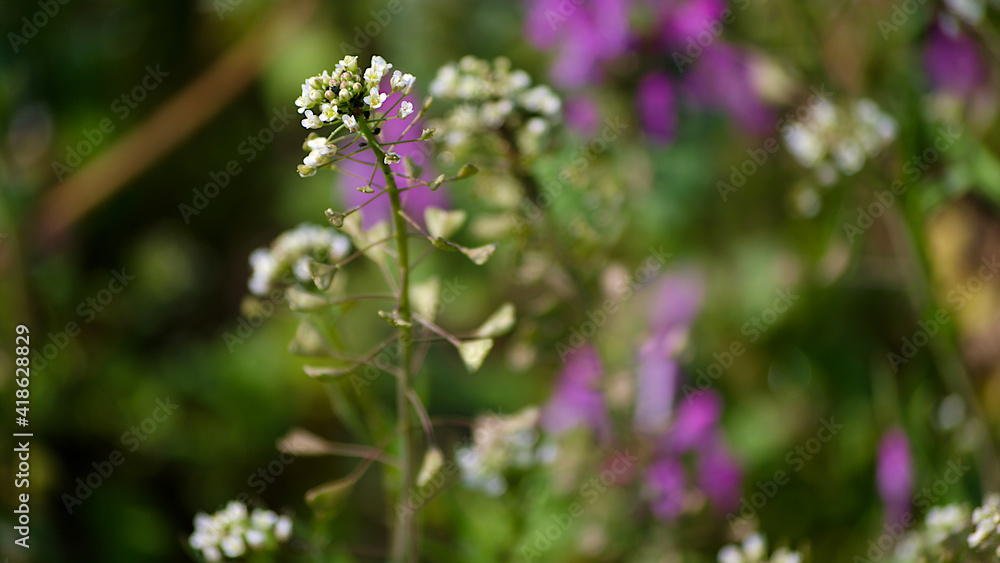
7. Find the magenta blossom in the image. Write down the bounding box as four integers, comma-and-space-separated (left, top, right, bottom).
634, 337, 681, 434
647, 457, 687, 519
541, 345, 612, 442
525, 0, 633, 87
667, 390, 721, 452
338, 88, 447, 227
923, 22, 986, 97
657, 0, 727, 49
564, 97, 602, 135
634, 272, 704, 433
696, 437, 742, 511
637, 72, 678, 144
877, 427, 913, 524
684, 44, 773, 134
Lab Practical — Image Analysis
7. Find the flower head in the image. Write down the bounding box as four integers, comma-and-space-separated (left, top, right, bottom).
188, 502, 292, 561
391, 70, 416, 92
364, 86, 388, 109
247, 223, 351, 296
877, 428, 913, 525
430, 56, 561, 155
398, 100, 414, 119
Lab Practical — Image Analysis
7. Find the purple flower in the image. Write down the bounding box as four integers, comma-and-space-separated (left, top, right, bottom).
541, 346, 612, 442
637, 72, 677, 144
633, 272, 704, 433
697, 437, 742, 511
649, 270, 704, 337
658, 0, 726, 48
564, 96, 601, 135
525, 0, 633, 87
338, 88, 447, 227
634, 272, 703, 433
684, 44, 773, 134
877, 427, 913, 524
923, 23, 986, 97
634, 337, 680, 434
646, 457, 687, 520
667, 390, 721, 452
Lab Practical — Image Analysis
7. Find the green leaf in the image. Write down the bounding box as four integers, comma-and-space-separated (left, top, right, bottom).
425, 207, 467, 239
341, 214, 390, 266
461, 243, 498, 266
417, 447, 444, 487
302, 364, 356, 380
308, 261, 338, 291
456, 163, 478, 179
455, 338, 494, 373
278, 428, 341, 456
411, 277, 441, 322
288, 320, 331, 356
286, 286, 330, 312
473, 303, 516, 338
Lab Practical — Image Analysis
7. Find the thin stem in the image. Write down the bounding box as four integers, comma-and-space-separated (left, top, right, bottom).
357, 115, 418, 563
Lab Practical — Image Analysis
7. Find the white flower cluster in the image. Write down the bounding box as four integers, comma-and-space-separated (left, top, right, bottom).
891, 499, 1000, 561
188, 501, 291, 562
455, 406, 544, 497
783, 97, 897, 182
294, 55, 416, 177
969, 493, 1000, 555
718, 534, 803, 563
429, 56, 560, 154
248, 223, 351, 296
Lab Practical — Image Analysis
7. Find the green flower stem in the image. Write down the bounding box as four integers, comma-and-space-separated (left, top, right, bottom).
357, 116, 417, 562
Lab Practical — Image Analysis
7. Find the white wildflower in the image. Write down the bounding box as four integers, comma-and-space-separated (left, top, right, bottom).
342, 114, 359, 133
398, 101, 414, 119
391, 70, 416, 92
363, 87, 387, 109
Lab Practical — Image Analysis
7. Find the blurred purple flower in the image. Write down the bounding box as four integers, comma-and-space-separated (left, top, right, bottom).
646, 457, 687, 519
338, 89, 447, 227
923, 23, 986, 97
697, 437, 742, 511
634, 337, 680, 434
637, 72, 677, 143
525, 0, 633, 87
877, 427, 913, 524
667, 390, 721, 452
684, 44, 773, 134
649, 270, 704, 336
634, 272, 703, 433
541, 345, 612, 442
658, 0, 726, 48
564, 96, 602, 135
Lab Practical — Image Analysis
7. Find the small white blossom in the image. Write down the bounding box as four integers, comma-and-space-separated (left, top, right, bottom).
391, 70, 416, 92
275, 516, 293, 541
335, 55, 358, 74
398, 101, 414, 119
430, 57, 561, 156
247, 224, 351, 295
782, 96, 896, 182
188, 502, 292, 561
384, 152, 401, 164
717, 533, 803, 563
342, 114, 359, 133
364, 87, 388, 109
319, 102, 338, 122
456, 407, 541, 497
300, 110, 323, 130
